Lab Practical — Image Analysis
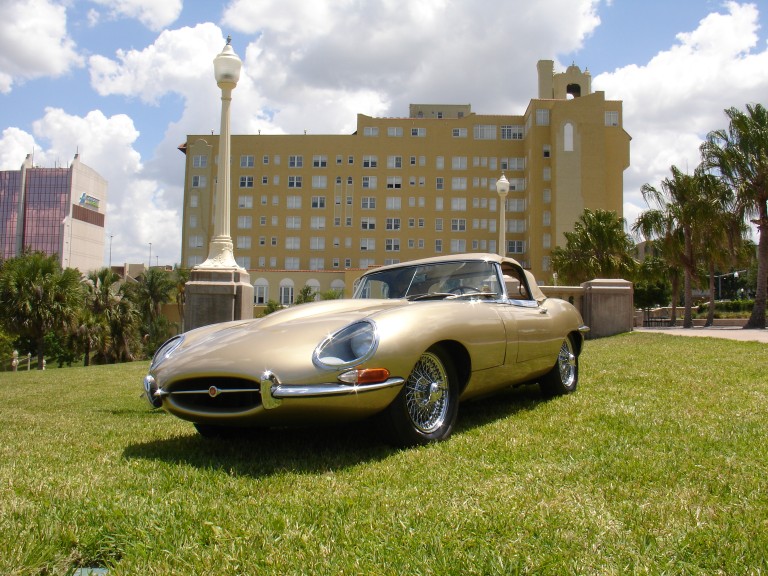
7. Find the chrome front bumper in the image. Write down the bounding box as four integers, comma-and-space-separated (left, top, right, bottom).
142, 371, 404, 410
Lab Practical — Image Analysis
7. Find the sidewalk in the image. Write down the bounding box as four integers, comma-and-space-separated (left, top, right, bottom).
635, 325, 768, 343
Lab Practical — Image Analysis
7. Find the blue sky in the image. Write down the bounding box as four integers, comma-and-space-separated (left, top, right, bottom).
1, 0, 767, 267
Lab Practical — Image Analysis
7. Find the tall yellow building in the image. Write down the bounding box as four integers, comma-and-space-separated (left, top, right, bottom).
180, 60, 629, 305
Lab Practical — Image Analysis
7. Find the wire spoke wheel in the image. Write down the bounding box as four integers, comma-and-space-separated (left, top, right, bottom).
378, 345, 459, 446
404, 351, 450, 433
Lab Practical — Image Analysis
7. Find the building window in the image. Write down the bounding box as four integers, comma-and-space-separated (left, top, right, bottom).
501, 125, 524, 140
387, 127, 403, 137
288, 176, 302, 188
386, 176, 402, 189
287, 195, 301, 209
451, 198, 467, 211
543, 211, 551, 226
189, 235, 204, 248
386, 218, 401, 230
508, 219, 526, 233
451, 178, 467, 191
311, 196, 326, 209
255, 283, 268, 304
262, 155, 270, 165
452, 128, 467, 138
286, 237, 300, 250
385, 239, 400, 252
310, 237, 325, 250
450, 239, 466, 252
473, 125, 497, 140
564, 123, 574, 152
451, 219, 466, 232
543, 188, 552, 203
192, 175, 207, 188
312, 155, 328, 167
190, 193, 198, 208
189, 214, 198, 228
280, 283, 295, 304
543, 233, 551, 249
363, 126, 379, 136
362, 176, 377, 189
361, 217, 376, 230
386, 197, 401, 210
239, 176, 253, 188
238, 195, 253, 208
451, 157, 467, 170
543, 145, 551, 158
536, 109, 550, 126
237, 216, 252, 229
240, 155, 255, 168
436, 177, 444, 190
387, 156, 403, 169
509, 240, 526, 254
236, 256, 251, 268
192, 155, 207, 168
361, 196, 376, 209
311, 175, 327, 189
411, 127, 426, 137
286, 216, 301, 229
435, 218, 443, 231
605, 111, 619, 126
362, 155, 378, 168
435, 239, 443, 253
288, 155, 303, 167
310, 216, 326, 230
360, 238, 375, 251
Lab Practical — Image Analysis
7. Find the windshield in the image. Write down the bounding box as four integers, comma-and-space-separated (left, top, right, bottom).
354, 260, 503, 300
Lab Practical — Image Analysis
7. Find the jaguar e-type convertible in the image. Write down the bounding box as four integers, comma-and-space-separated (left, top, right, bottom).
143, 253, 589, 446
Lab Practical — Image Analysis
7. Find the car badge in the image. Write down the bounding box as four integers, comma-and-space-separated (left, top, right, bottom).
208, 386, 220, 398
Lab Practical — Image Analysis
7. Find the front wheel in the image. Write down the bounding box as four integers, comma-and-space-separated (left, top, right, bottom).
378, 345, 459, 447
540, 336, 578, 397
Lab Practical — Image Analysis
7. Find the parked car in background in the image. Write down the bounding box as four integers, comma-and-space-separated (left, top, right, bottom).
143, 253, 589, 446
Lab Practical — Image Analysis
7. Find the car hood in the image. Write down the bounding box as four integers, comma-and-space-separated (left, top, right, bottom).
154, 299, 411, 384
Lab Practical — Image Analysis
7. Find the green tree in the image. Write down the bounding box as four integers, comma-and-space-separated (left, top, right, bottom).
550, 208, 637, 285
701, 103, 768, 329
133, 268, 176, 355
635, 166, 717, 328
294, 285, 317, 305
0, 251, 84, 369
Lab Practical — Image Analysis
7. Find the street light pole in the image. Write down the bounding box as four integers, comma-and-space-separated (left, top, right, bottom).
496, 173, 509, 257
198, 35, 243, 270
183, 36, 253, 331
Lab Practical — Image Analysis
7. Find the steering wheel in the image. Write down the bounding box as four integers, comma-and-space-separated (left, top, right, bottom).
449, 286, 480, 295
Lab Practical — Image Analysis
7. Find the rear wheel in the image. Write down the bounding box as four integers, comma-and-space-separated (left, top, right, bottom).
378, 345, 459, 447
540, 335, 578, 397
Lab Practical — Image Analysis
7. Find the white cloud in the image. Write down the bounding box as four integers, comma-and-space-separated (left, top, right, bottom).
593, 1, 768, 224
87, 0, 182, 31
0, 0, 83, 93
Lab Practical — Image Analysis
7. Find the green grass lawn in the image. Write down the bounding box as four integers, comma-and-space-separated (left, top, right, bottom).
1, 332, 767, 575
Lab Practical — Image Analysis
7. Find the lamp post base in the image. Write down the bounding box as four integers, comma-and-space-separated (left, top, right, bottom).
184, 267, 254, 332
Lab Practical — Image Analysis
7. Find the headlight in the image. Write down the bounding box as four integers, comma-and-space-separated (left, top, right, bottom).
313, 321, 378, 368
150, 335, 184, 370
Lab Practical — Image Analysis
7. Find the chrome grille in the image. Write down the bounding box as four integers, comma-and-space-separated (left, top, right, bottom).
168, 377, 261, 413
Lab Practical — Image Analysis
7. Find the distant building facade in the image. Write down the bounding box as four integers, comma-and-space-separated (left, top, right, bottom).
0, 154, 108, 272
179, 60, 630, 305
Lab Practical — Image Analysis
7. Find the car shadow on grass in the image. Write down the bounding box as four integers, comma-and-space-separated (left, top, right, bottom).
122, 383, 550, 477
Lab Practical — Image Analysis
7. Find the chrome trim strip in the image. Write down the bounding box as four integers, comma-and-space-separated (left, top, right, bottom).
272, 377, 404, 399
164, 388, 259, 395
578, 324, 591, 334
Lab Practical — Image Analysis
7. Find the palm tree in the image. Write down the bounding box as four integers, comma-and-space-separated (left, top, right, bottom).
701, 103, 768, 329
0, 251, 84, 368
134, 268, 176, 355
79, 267, 122, 366
550, 208, 637, 285
694, 173, 751, 326
634, 166, 715, 328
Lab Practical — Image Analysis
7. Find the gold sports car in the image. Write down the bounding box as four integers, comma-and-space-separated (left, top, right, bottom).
143, 253, 589, 446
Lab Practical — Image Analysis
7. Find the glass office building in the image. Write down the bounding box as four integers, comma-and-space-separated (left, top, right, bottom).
0, 154, 107, 272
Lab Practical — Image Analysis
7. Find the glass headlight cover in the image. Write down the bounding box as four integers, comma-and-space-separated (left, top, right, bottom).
313, 321, 378, 368
150, 335, 184, 370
